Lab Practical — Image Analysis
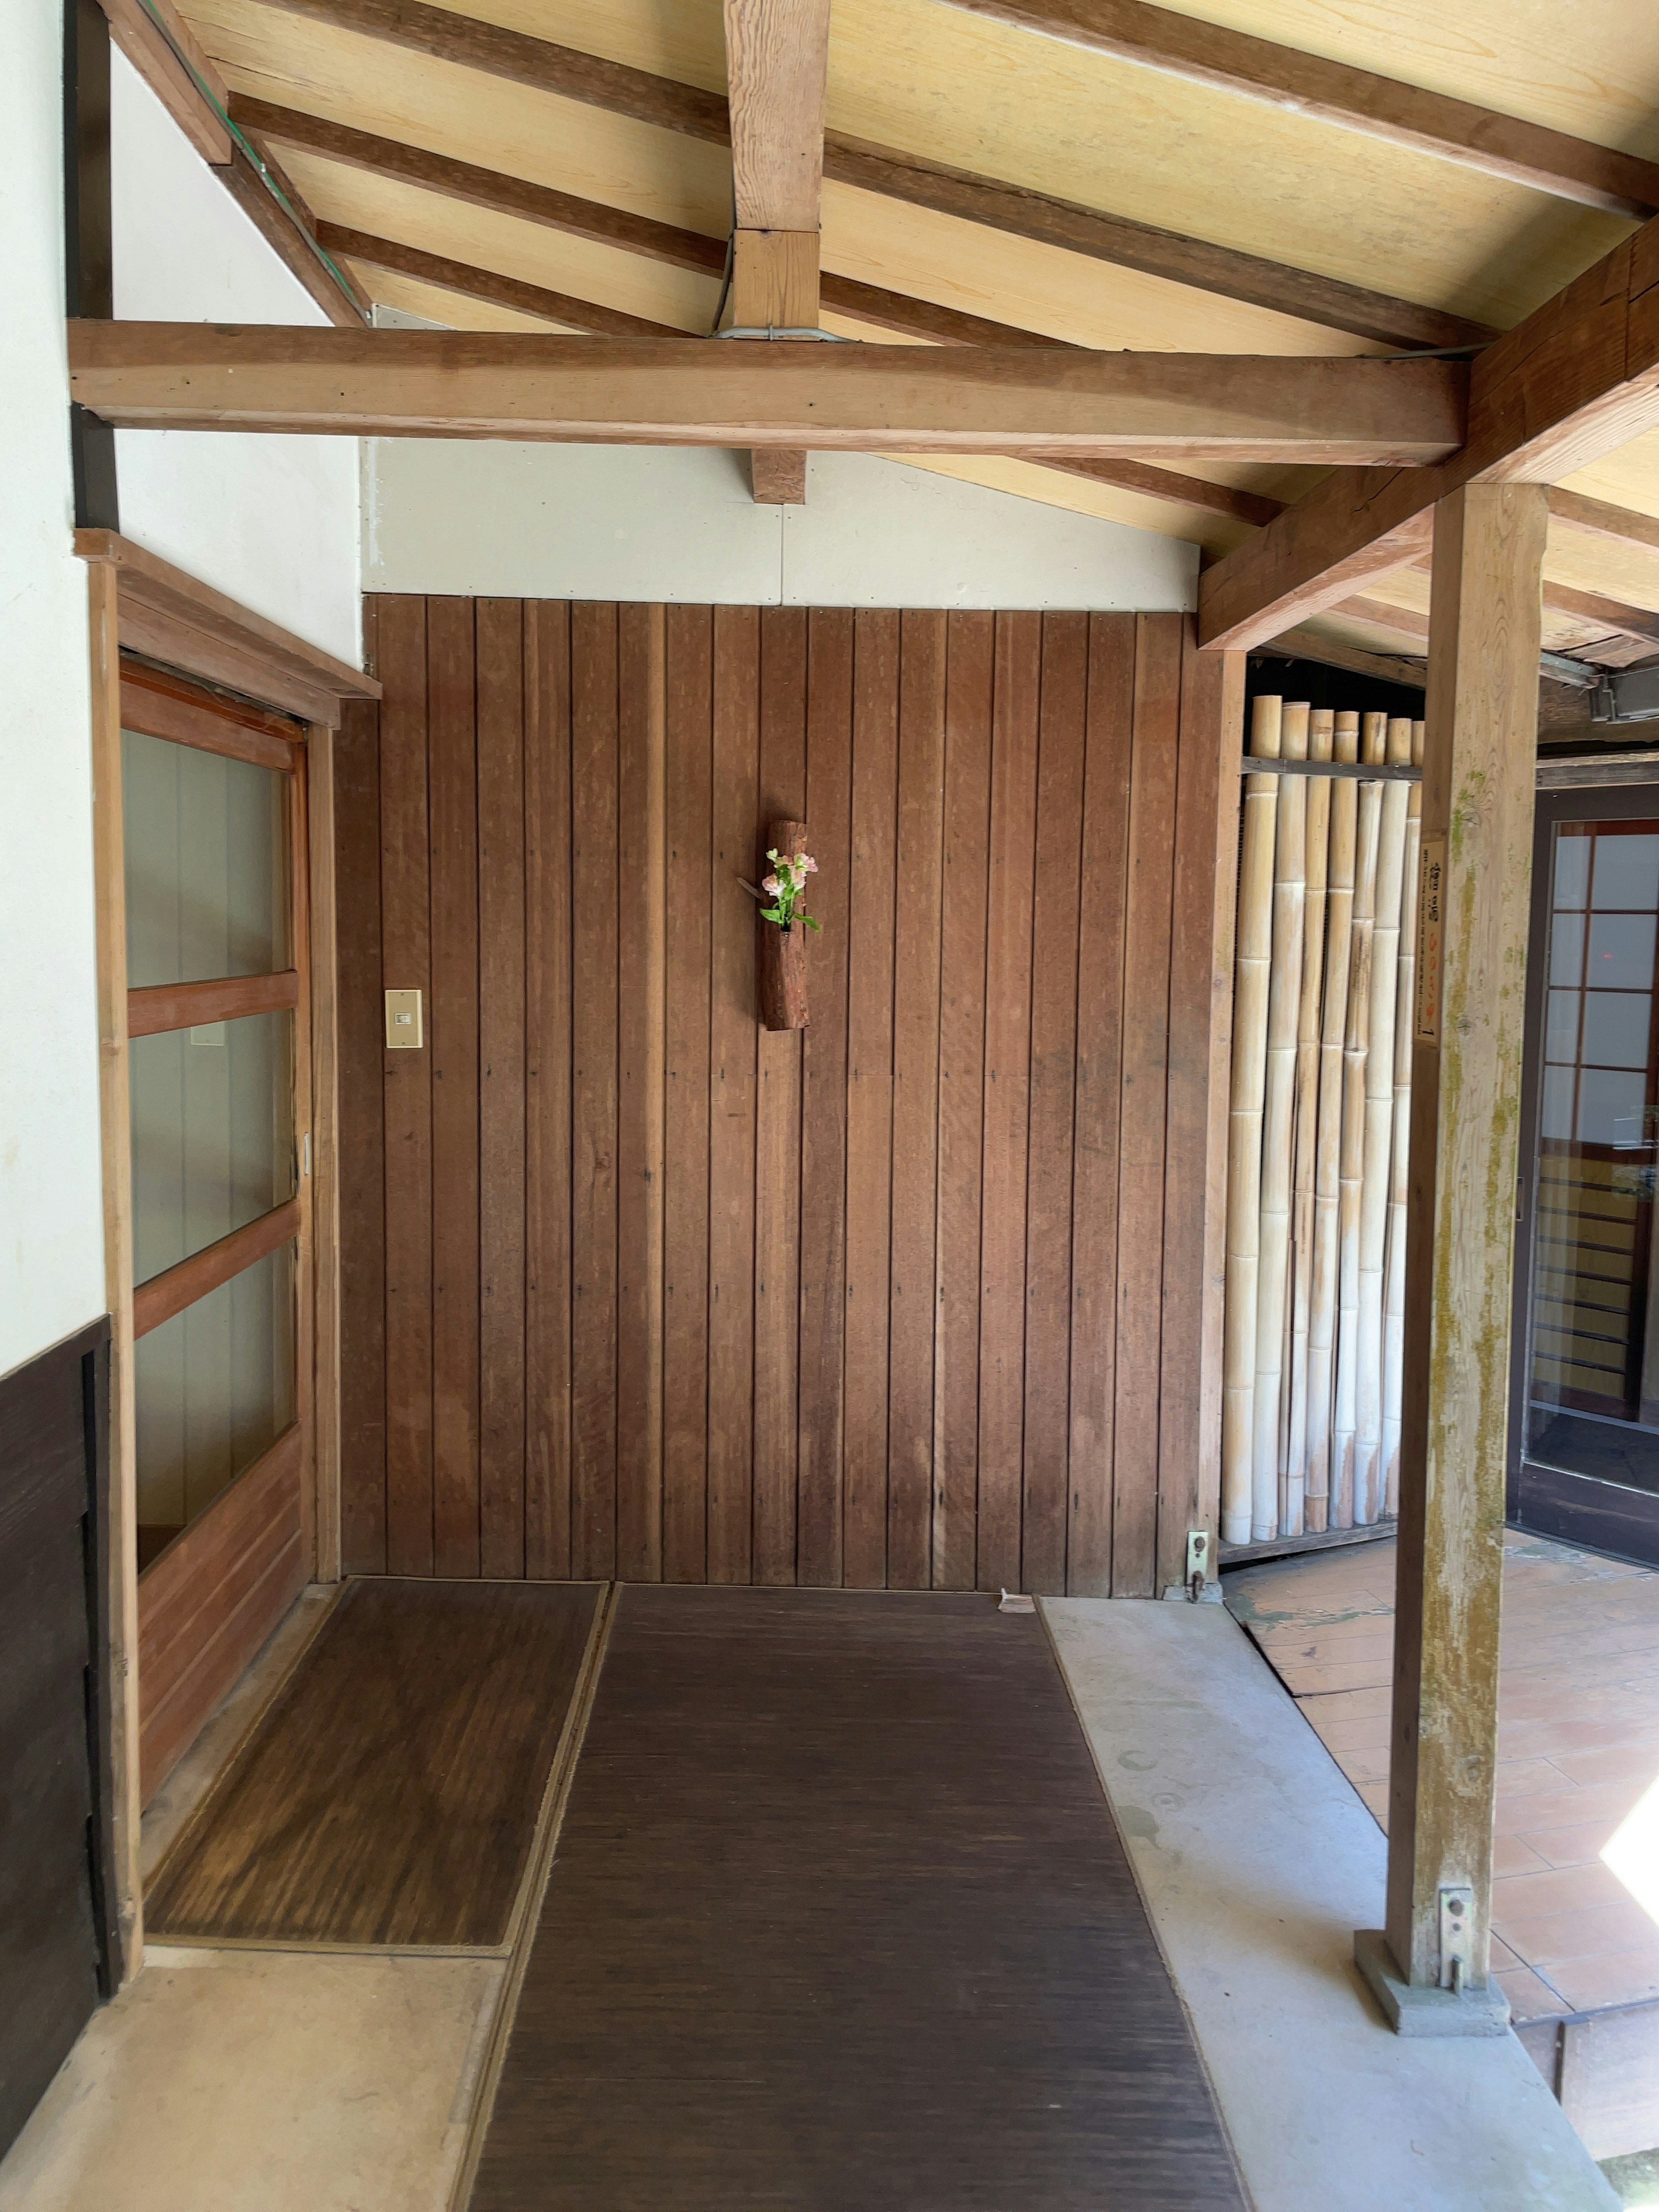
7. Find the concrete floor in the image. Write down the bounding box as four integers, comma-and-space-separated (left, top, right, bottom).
1042, 1595, 1621, 2212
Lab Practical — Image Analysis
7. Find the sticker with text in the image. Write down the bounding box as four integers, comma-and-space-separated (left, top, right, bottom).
1415, 835, 1446, 1045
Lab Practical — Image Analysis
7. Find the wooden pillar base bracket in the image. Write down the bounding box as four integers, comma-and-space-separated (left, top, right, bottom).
1353, 1930, 1511, 2039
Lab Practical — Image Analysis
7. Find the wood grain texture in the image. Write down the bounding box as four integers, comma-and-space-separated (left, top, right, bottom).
477, 601, 527, 1578
469, 1585, 1245, 2210
524, 603, 574, 1580
1022, 615, 1086, 1595
941, 0, 1659, 217
1112, 617, 1182, 1596
319, 222, 683, 337
1067, 617, 1135, 1596
339, 601, 1232, 1594
978, 613, 1041, 1592
753, 619, 808, 1579
1386, 485, 1548, 1991
723, 0, 832, 231
888, 613, 947, 1589
797, 611, 855, 1586
571, 603, 621, 1581
663, 608, 715, 1585
334, 668, 387, 1575
427, 599, 481, 1576
378, 596, 434, 1577
146, 1577, 600, 1946
69, 324, 1469, 466
708, 608, 760, 1584
844, 612, 900, 1589
616, 605, 667, 1583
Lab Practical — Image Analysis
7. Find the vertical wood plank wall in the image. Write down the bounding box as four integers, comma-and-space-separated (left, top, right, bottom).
335, 599, 1237, 1595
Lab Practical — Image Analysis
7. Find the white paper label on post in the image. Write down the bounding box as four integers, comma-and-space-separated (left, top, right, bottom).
1415, 835, 1446, 1046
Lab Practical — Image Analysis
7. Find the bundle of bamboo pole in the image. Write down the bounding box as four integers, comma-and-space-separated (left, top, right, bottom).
1222, 696, 1283, 1549
1224, 699, 1423, 1549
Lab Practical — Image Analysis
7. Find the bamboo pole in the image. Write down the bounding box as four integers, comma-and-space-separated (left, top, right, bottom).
1333, 712, 1385, 1527
1354, 718, 1413, 1523
1222, 694, 1282, 1547
1284, 706, 1334, 1536
1382, 716, 1425, 1517
1306, 712, 1359, 1531
1252, 702, 1309, 1541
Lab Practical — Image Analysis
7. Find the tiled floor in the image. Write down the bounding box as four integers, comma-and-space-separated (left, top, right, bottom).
1226, 1530, 1659, 2025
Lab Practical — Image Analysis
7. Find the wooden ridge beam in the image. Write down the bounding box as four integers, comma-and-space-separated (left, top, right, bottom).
318, 223, 683, 337
66, 324, 1468, 463
941, 0, 1659, 219
246, 0, 1487, 353
1199, 223, 1659, 648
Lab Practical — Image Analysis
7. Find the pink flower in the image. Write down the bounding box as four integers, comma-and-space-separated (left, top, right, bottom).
801, 855, 818, 872
762, 873, 781, 896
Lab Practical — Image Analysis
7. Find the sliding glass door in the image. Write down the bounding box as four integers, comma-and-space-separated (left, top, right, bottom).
1512, 786, 1659, 1564
121, 662, 313, 1799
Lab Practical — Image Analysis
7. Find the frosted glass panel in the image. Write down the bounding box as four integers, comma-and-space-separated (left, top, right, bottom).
135, 1244, 296, 1567
130, 1012, 295, 1287
123, 728, 289, 988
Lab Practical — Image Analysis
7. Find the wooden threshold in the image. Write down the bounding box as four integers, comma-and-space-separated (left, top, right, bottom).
1220, 1518, 1397, 1567
133, 1199, 301, 1339
127, 971, 300, 1039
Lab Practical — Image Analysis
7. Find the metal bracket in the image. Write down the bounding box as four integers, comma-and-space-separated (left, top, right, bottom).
1185, 1529, 1211, 1602
1438, 1884, 1475, 1994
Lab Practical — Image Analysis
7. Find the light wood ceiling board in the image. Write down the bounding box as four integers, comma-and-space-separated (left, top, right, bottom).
276, 145, 721, 331
191, 0, 1630, 334
1541, 517, 1659, 615
896, 450, 1248, 548
67, 325, 1468, 461
1140, 0, 1659, 165
185, 0, 735, 233
353, 263, 578, 332
819, 176, 1382, 359
938, 0, 1659, 216
1560, 427, 1659, 525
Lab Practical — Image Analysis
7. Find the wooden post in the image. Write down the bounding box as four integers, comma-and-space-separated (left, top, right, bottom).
1355, 481, 1546, 2035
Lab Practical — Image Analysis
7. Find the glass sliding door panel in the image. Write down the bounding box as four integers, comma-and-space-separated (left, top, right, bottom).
129, 1011, 296, 1287
134, 1243, 297, 1570
1527, 820, 1659, 1497
123, 728, 290, 987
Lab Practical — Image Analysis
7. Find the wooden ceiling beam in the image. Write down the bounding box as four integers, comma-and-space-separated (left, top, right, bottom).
1199, 223, 1659, 648
229, 98, 1288, 527
317, 225, 684, 337
942, 0, 1659, 219
67, 324, 1467, 462
247, 0, 1487, 353
1547, 486, 1659, 556
722, 0, 833, 504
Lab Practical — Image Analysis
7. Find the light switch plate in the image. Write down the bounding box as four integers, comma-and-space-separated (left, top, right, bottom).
385, 988, 423, 1049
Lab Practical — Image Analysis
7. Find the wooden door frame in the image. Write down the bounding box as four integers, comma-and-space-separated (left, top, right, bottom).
1508, 780, 1659, 1566
80, 533, 377, 1979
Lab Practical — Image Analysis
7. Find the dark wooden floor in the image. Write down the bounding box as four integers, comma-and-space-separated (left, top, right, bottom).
146, 1577, 599, 1947
470, 1586, 1243, 2210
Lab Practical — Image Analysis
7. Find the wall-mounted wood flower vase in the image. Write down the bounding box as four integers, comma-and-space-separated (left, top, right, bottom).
757, 817, 813, 1033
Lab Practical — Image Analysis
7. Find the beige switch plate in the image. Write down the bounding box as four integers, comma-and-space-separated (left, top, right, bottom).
385, 988, 423, 1049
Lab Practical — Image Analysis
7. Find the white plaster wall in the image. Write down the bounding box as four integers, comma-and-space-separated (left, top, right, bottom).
363, 441, 1199, 611
109, 51, 362, 665
0, 0, 109, 1374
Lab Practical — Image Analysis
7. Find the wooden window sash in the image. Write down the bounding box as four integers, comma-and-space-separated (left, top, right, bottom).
133, 1197, 300, 1339
127, 970, 300, 1038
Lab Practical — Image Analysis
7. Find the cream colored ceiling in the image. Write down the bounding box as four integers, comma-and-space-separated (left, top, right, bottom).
181, 0, 1659, 625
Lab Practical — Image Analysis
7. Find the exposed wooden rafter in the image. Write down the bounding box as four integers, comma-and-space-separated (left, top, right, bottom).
247, 0, 1488, 352
722, 0, 833, 502
1548, 486, 1659, 556
235, 97, 1281, 527
66, 323, 1468, 462
941, 0, 1659, 219
319, 223, 683, 337
1199, 222, 1659, 648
